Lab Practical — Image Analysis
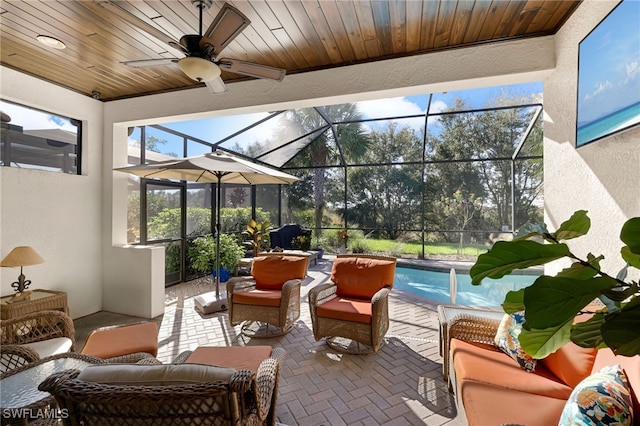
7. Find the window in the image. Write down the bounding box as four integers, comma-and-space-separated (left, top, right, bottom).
0, 100, 81, 174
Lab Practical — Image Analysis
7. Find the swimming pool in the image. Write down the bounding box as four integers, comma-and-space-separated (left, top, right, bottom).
394, 266, 539, 307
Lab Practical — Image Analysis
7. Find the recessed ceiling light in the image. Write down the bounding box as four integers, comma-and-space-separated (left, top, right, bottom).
36, 35, 66, 50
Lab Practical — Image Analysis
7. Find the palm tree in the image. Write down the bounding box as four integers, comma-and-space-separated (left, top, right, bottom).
282, 103, 369, 236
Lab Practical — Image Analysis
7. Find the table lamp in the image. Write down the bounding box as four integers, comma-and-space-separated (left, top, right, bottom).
1, 246, 44, 294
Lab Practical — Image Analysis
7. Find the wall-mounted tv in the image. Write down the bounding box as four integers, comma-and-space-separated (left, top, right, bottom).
576, 0, 640, 147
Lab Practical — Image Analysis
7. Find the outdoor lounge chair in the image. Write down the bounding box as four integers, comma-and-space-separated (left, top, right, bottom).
308, 254, 396, 354
227, 253, 309, 337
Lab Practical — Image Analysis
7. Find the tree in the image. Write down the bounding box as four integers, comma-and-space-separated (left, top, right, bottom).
433, 190, 483, 253
427, 93, 543, 235
283, 104, 370, 236
347, 123, 423, 239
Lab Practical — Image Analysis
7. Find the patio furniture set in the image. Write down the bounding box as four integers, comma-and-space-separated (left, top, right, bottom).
0, 253, 397, 425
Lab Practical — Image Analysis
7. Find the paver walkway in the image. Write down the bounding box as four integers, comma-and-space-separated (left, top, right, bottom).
75, 256, 468, 425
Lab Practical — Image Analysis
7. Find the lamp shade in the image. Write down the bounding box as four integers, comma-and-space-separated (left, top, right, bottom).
1, 246, 44, 267
178, 57, 221, 82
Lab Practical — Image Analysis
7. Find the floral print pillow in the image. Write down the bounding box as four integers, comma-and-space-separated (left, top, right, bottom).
559, 364, 633, 426
494, 312, 537, 372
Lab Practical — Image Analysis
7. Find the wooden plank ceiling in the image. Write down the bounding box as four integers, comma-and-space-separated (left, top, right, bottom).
0, 1, 581, 102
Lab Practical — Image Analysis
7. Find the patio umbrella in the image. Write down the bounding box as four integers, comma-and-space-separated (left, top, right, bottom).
115, 150, 299, 304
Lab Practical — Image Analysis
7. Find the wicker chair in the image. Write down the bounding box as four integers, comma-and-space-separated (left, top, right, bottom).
308, 254, 397, 354
1, 310, 75, 373
39, 348, 285, 426
227, 253, 309, 337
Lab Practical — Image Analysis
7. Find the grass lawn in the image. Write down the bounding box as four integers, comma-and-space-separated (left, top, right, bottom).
356, 239, 489, 258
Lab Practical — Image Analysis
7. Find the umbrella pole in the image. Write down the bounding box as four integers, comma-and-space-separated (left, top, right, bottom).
215, 174, 222, 299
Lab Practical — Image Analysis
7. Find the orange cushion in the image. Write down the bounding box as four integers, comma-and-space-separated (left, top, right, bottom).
252, 255, 308, 290
316, 297, 372, 324
185, 345, 273, 373
451, 338, 574, 400
81, 322, 158, 359
331, 257, 396, 299
233, 289, 282, 307
540, 342, 597, 388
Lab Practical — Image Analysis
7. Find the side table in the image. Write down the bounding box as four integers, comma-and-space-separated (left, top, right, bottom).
437, 304, 504, 382
0, 290, 68, 320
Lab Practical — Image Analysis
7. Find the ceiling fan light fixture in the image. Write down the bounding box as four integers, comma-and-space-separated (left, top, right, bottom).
178, 57, 221, 82
36, 35, 66, 50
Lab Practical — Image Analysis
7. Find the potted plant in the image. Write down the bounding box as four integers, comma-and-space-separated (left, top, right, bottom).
291, 234, 311, 251
470, 210, 640, 357
243, 218, 271, 257
189, 234, 245, 282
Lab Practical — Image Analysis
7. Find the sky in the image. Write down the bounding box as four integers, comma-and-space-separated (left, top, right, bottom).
143, 81, 543, 159
577, 0, 640, 125
0, 100, 77, 132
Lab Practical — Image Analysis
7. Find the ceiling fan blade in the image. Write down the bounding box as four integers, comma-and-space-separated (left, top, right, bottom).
218, 59, 286, 81
206, 77, 228, 94
200, 3, 250, 57
122, 58, 179, 68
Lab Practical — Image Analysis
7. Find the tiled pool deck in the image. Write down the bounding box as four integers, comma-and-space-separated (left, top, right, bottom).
75, 256, 469, 425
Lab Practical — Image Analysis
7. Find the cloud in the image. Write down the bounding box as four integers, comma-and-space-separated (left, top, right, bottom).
584, 80, 613, 102
623, 60, 639, 85
0, 101, 77, 132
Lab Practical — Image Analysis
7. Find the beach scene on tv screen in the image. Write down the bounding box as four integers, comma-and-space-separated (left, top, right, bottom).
576, 0, 640, 147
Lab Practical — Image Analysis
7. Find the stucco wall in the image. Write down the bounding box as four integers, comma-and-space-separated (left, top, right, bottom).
543, 0, 640, 276
0, 67, 103, 318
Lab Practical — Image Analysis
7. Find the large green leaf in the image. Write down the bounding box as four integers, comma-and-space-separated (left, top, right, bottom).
519, 320, 573, 359
502, 289, 525, 314
570, 313, 607, 349
620, 217, 640, 254
556, 255, 602, 280
621, 246, 640, 269
523, 276, 617, 329
470, 241, 570, 285
601, 299, 640, 356
553, 210, 590, 241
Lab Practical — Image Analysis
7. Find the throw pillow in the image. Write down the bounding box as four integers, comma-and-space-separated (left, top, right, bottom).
494, 312, 537, 372
558, 364, 633, 426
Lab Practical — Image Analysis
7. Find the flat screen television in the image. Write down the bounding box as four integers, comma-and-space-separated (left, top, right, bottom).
576, 0, 640, 147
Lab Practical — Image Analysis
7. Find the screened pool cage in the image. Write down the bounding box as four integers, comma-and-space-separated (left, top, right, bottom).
125, 90, 544, 286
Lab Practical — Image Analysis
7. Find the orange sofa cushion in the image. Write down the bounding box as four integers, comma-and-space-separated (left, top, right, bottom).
331, 257, 396, 299
316, 297, 372, 324
81, 322, 158, 359
232, 289, 282, 307
185, 345, 273, 373
451, 338, 574, 400
252, 255, 308, 290
540, 342, 597, 388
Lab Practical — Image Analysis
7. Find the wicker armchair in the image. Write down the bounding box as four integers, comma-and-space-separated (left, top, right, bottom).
227, 253, 309, 337
308, 255, 396, 354
1, 310, 75, 371
39, 348, 285, 426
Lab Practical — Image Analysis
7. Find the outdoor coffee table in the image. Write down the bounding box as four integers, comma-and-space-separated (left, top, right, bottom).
0, 352, 103, 425
437, 304, 504, 382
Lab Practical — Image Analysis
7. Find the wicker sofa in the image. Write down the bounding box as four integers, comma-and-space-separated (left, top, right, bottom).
39, 348, 285, 426
447, 313, 640, 426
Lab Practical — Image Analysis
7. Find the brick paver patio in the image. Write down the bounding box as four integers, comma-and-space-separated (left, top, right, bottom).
75, 257, 468, 425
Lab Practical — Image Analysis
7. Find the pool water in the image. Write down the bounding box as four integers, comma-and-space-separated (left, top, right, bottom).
394, 266, 539, 307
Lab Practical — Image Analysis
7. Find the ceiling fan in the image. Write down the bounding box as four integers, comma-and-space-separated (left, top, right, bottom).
114, 0, 286, 94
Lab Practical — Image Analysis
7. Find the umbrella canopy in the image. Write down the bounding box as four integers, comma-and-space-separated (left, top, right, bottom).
114, 150, 299, 185
115, 150, 299, 300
